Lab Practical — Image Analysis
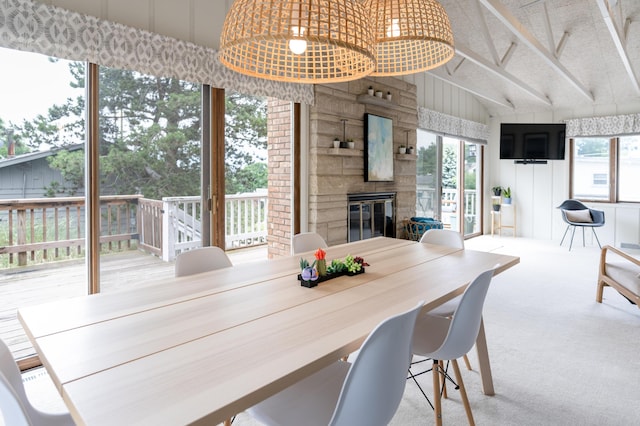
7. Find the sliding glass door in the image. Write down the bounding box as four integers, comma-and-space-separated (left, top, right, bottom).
416, 130, 483, 238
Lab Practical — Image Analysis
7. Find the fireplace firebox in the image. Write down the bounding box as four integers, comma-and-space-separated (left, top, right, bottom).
347, 192, 396, 242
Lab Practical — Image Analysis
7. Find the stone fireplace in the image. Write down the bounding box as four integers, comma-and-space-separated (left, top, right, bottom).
307, 78, 418, 246
348, 192, 395, 242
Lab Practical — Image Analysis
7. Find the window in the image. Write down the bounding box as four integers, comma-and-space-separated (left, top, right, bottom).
571, 135, 640, 202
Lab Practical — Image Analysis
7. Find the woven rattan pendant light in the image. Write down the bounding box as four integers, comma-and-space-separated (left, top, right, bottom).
219, 0, 376, 83
364, 0, 455, 76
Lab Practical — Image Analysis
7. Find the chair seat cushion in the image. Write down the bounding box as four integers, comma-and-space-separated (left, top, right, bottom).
565, 209, 592, 223
605, 260, 640, 298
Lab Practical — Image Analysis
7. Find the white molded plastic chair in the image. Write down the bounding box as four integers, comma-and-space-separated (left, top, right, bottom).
419, 229, 472, 370
248, 302, 424, 426
410, 269, 494, 426
0, 339, 74, 426
292, 232, 328, 255
419, 229, 464, 249
419, 229, 464, 318
174, 246, 232, 277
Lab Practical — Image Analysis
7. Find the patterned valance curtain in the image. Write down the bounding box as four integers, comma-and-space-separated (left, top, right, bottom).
0, 0, 315, 105
565, 113, 640, 137
417, 107, 488, 144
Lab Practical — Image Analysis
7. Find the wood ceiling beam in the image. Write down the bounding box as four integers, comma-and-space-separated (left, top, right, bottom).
596, 0, 640, 94
542, 1, 556, 55
455, 42, 552, 105
473, 0, 501, 66
479, 0, 595, 102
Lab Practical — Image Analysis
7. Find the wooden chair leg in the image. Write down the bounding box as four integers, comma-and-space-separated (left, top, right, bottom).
223, 418, 231, 426
452, 359, 475, 426
596, 280, 607, 303
433, 360, 442, 426
463, 354, 472, 370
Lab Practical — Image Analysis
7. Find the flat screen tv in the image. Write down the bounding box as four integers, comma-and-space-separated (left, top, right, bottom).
500, 123, 566, 161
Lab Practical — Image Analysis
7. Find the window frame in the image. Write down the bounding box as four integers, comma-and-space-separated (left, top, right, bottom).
569, 136, 632, 203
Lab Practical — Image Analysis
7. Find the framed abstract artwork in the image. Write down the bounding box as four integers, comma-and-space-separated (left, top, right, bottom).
364, 113, 394, 182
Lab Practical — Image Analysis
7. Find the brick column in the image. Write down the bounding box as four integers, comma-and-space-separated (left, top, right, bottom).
267, 99, 292, 258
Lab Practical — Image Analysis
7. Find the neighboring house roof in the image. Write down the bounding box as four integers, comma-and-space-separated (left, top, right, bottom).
0, 144, 84, 169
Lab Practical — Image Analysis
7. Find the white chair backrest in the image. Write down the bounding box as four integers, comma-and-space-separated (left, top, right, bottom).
427, 269, 494, 361
292, 232, 328, 255
329, 302, 424, 426
419, 229, 464, 249
0, 339, 29, 409
0, 373, 30, 426
175, 246, 232, 277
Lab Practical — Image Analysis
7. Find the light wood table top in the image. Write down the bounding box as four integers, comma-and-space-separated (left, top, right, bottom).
19, 237, 519, 426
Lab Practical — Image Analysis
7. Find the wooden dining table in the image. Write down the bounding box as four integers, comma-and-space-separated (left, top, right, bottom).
19, 237, 519, 426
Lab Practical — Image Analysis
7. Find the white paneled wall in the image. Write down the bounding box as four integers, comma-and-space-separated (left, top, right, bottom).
492, 104, 640, 247
402, 73, 488, 124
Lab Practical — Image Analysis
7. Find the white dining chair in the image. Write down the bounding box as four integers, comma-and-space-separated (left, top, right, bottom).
419, 228, 464, 249
174, 246, 232, 277
409, 269, 495, 426
0, 339, 74, 426
247, 302, 424, 426
419, 229, 472, 370
292, 232, 328, 255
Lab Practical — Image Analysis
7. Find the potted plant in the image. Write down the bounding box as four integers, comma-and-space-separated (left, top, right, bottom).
367, 86, 374, 96
347, 138, 355, 149
407, 146, 414, 155
333, 137, 340, 149
386, 91, 392, 100
492, 186, 502, 197
502, 187, 512, 204
492, 198, 501, 212
398, 144, 406, 154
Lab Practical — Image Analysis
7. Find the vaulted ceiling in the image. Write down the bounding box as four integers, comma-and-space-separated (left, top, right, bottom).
431, 0, 640, 115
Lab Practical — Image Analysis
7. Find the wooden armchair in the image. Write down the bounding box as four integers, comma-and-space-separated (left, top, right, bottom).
597, 245, 640, 307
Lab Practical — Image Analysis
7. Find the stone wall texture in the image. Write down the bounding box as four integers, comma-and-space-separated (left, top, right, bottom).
309, 78, 418, 246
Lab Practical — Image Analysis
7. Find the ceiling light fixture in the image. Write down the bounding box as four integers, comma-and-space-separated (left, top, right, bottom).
219, 0, 377, 84
364, 0, 455, 76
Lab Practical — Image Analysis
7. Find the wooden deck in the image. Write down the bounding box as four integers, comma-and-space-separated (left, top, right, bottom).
0, 246, 268, 360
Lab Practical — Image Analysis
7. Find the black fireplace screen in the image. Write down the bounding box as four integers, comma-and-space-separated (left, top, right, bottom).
348, 192, 396, 242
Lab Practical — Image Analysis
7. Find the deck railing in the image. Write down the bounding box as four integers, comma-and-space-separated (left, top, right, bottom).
0, 192, 269, 267
161, 192, 268, 261
226, 192, 268, 249
0, 195, 139, 267
416, 188, 479, 231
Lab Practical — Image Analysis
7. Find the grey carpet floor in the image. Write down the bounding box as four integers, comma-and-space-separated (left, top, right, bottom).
9, 237, 640, 425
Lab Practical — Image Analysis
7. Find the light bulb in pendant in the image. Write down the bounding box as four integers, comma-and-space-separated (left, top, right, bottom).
289, 26, 307, 55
